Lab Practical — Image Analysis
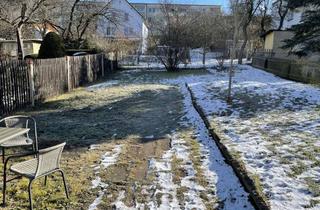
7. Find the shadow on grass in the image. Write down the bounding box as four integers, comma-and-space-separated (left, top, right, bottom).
29, 87, 184, 150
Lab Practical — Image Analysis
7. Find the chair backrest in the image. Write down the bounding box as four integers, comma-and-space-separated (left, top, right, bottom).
35, 142, 66, 177
0, 115, 38, 150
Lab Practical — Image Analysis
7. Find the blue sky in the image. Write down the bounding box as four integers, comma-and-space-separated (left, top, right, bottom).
128, 0, 229, 10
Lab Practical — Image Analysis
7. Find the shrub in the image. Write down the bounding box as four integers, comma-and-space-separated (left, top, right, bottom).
38, 32, 65, 59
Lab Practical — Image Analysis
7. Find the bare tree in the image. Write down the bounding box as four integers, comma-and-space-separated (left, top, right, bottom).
237, 0, 264, 64
0, 0, 48, 59
149, 2, 196, 71
50, 0, 119, 49
273, 0, 297, 30
192, 12, 216, 66
228, 0, 242, 103
259, 0, 271, 34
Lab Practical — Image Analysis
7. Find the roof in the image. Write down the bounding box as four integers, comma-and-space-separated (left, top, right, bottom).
260, 29, 293, 38
130, 2, 221, 7
129, 0, 221, 7
124, 0, 147, 22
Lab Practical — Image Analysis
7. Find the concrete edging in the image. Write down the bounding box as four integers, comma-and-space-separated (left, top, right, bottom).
185, 83, 270, 210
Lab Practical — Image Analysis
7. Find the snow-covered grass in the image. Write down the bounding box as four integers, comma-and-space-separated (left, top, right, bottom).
119, 51, 250, 70
178, 84, 253, 210
98, 67, 255, 209
159, 65, 320, 210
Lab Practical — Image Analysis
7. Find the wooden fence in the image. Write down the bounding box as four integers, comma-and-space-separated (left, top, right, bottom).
0, 60, 30, 115
0, 54, 116, 116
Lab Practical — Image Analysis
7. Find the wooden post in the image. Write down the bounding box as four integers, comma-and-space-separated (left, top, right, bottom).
87, 55, 92, 82
27, 59, 35, 106
110, 59, 114, 72
66, 56, 72, 92
101, 54, 105, 77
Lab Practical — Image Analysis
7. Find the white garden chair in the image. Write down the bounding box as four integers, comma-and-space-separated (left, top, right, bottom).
0, 115, 38, 163
2, 142, 69, 210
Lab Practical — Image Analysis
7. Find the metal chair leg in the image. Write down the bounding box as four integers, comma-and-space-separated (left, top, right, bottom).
32, 144, 36, 158
59, 170, 69, 199
2, 158, 7, 207
44, 176, 47, 186
28, 179, 34, 210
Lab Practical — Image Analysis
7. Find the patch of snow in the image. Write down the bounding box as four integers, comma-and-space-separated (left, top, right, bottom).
144, 135, 154, 139
147, 148, 181, 209
88, 144, 123, 210
88, 190, 106, 210
101, 145, 122, 168
89, 144, 100, 150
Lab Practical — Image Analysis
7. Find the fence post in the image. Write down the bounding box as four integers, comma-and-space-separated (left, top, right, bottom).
27, 59, 35, 107
101, 54, 105, 77
110, 60, 114, 72
66, 56, 72, 92
88, 55, 92, 82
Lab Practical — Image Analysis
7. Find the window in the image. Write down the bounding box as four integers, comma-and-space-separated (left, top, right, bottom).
106, 27, 116, 36
124, 27, 129, 36
287, 11, 294, 21
148, 8, 156, 13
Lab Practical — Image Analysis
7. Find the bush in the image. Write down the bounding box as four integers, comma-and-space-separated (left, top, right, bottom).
38, 32, 65, 59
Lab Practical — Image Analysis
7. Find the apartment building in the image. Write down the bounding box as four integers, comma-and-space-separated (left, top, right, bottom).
131, 2, 221, 22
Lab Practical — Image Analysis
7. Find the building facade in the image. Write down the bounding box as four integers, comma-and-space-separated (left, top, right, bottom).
131, 2, 221, 23
96, 0, 149, 53
0, 39, 42, 58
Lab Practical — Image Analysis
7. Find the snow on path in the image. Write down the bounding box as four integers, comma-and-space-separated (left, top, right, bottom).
147, 144, 181, 210
88, 144, 123, 210
147, 132, 208, 209
179, 83, 254, 210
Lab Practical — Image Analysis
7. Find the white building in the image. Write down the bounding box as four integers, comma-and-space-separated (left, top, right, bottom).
96, 0, 149, 53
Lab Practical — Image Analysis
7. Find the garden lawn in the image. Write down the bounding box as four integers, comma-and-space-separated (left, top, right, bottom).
0, 69, 253, 209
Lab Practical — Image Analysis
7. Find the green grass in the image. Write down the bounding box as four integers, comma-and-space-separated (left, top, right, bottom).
289, 161, 307, 178
305, 177, 320, 197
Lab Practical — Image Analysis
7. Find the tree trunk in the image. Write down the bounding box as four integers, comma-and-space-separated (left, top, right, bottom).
228, 4, 240, 104
238, 25, 248, 65
202, 49, 206, 65
278, 16, 285, 30
16, 26, 25, 60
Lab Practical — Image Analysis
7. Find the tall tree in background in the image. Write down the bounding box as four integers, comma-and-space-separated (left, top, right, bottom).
193, 12, 216, 66
283, 0, 320, 56
0, 0, 48, 59
273, 0, 298, 30
237, 0, 263, 64
52, 0, 119, 49
259, 0, 271, 34
150, 2, 196, 71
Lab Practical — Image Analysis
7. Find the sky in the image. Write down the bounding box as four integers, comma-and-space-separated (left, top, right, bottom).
128, 0, 230, 10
